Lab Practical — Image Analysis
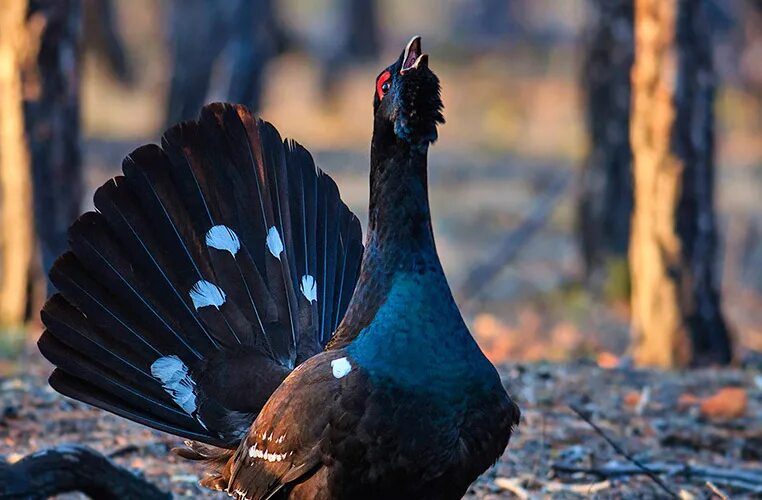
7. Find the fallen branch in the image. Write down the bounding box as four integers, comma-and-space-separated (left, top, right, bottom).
706, 481, 730, 500
495, 475, 611, 497
545, 479, 612, 494
0, 444, 171, 499
457, 172, 571, 305
494, 477, 531, 499
568, 404, 678, 498
552, 461, 762, 490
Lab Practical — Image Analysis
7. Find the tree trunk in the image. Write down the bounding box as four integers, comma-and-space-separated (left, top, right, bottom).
82, 0, 131, 83
345, 0, 380, 60
629, 0, 731, 368
577, 0, 634, 297
164, 0, 226, 126
23, 0, 83, 296
0, 0, 34, 326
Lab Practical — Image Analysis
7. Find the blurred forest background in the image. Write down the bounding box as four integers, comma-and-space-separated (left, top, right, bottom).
1, 0, 762, 497
1, 0, 760, 371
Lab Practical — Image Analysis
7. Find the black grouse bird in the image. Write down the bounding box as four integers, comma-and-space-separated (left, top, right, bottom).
38, 36, 520, 499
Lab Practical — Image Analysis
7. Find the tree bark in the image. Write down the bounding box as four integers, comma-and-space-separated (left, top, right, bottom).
23, 0, 84, 295
0, 0, 34, 326
629, 0, 731, 367
577, 0, 634, 296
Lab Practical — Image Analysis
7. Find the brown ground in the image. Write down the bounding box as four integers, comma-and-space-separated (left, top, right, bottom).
2, 348, 762, 498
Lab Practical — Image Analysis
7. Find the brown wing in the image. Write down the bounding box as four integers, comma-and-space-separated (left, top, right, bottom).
224, 350, 354, 499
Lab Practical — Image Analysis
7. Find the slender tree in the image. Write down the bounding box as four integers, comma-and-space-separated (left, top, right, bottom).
24, 0, 84, 295
629, 0, 731, 367
0, 0, 34, 326
577, 0, 634, 294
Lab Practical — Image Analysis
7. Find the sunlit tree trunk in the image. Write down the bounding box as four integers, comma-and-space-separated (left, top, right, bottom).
0, 0, 34, 326
577, 0, 634, 296
629, 0, 731, 367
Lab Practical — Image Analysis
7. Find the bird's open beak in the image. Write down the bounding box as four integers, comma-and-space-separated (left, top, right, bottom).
400, 35, 428, 75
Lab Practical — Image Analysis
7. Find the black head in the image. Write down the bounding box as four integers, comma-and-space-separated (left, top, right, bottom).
373, 36, 445, 146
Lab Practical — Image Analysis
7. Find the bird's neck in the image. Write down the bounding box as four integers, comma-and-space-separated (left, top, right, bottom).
336, 120, 445, 334
366, 121, 437, 265
336, 120, 491, 389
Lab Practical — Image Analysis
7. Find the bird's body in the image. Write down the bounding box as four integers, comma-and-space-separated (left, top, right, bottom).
38, 36, 519, 499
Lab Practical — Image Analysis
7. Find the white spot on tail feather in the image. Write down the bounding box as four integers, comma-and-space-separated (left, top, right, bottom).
189, 280, 226, 310
266, 226, 283, 259
331, 357, 352, 379
300, 275, 317, 303
151, 355, 197, 415
205, 225, 240, 256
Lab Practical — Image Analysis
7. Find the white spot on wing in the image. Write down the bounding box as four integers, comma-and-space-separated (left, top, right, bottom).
151, 355, 197, 415
331, 357, 352, 379
248, 443, 288, 462
205, 225, 240, 256
189, 280, 226, 310
300, 275, 317, 303
266, 226, 283, 259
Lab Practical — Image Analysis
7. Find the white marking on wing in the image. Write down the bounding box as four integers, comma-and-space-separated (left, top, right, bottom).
331, 357, 352, 379
248, 443, 289, 463
189, 280, 226, 309
205, 225, 240, 256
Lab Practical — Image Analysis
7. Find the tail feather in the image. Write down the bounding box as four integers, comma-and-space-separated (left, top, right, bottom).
93, 174, 220, 352
39, 103, 364, 448
317, 175, 341, 346
48, 369, 215, 443
39, 335, 197, 431
41, 296, 162, 395
67, 212, 203, 359
205, 105, 301, 365
335, 213, 364, 328
49, 253, 166, 361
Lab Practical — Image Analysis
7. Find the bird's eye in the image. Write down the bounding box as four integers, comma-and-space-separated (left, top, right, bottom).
376, 71, 392, 100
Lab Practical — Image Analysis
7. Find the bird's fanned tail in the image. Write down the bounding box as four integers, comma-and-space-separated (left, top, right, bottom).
38, 103, 364, 447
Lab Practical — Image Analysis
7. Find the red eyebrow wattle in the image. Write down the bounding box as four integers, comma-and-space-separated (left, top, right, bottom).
376, 71, 391, 99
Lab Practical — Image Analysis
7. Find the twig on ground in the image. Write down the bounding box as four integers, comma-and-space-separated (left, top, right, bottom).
107, 444, 140, 458
552, 461, 762, 494
568, 404, 678, 498
494, 477, 531, 499
545, 479, 612, 494
553, 461, 762, 486
706, 481, 729, 499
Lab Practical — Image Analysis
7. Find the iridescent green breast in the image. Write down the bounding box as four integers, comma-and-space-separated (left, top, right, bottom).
346, 272, 499, 399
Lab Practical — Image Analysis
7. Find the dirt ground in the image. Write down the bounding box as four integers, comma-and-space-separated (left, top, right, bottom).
2, 349, 762, 498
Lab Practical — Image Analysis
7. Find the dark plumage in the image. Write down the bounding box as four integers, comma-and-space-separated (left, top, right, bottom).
38, 36, 520, 499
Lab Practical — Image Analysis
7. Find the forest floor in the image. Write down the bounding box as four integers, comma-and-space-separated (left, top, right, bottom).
2, 351, 762, 499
